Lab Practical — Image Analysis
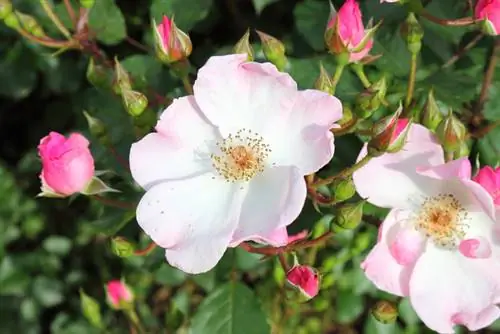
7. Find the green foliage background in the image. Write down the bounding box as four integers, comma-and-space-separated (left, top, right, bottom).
0, 0, 499, 333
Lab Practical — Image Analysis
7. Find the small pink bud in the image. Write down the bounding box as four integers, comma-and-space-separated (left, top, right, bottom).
286, 265, 320, 300
38, 132, 94, 197
105, 280, 134, 309
153, 15, 192, 63
475, 0, 500, 36
324, 0, 376, 63
473, 166, 500, 205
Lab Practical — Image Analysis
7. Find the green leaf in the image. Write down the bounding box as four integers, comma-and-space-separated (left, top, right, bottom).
150, 0, 213, 32
371, 26, 411, 77
0, 42, 37, 99
32, 276, 64, 307
155, 264, 187, 287
335, 290, 364, 324
42, 236, 72, 256
190, 282, 270, 334
90, 209, 136, 236
478, 126, 500, 166
398, 298, 419, 326
294, 0, 329, 51
252, 0, 279, 14
88, 0, 127, 45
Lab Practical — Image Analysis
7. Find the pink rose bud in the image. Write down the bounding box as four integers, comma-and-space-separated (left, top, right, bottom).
473, 166, 500, 205
105, 280, 134, 309
324, 0, 377, 63
475, 0, 500, 36
153, 15, 192, 64
38, 131, 94, 196
286, 265, 320, 300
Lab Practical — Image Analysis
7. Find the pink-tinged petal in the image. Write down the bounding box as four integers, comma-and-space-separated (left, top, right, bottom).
247, 227, 289, 247
459, 237, 492, 259
387, 225, 425, 266
288, 230, 308, 243
361, 209, 413, 296
461, 179, 496, 222
416, 157, 471, 180
269, 89, 342, 175
230, 166, 307, 244
130, 96, 218, 189
136, 173, 243, 274
193, 54, 296, 135
409, 244, 500, 333
353, 124, 444, 209
473, 166, 500, 205
453, 305, 500, 331
348, 40, 373, 62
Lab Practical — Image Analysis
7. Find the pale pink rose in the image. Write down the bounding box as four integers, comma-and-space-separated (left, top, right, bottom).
353, 123, 500, 333
286, 265, 320, 299
129, 54, 342, 274
154, 15, 192, 63
473, 166, 500, 206
106, 280, 133, 309
475, 0, 500, 35
38, 132, 94, 196
325, 0, 373, 62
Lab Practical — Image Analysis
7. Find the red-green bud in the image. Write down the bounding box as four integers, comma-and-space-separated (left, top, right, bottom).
0, 0, 12, 20
367, 104, 406, 156
286, 265, 321, 302
314, 63, 334, 95
153, 15, 192, 64
330, 176, 356, 202
86, 58, 112, 90
400, 13, 423, 54
421, 89, 443, 131
111, 237, 136, 258
454, 141, 470, 159
233, 29, 254, 61
256, 30, 287, 71
121, 89, 148, 117
113, 57, 131, 94
83, 111, 111, 146
105, 280, 134, 310
436, 111, 467, 154
334, 200, 366, 230
80, 289, 104, 329
371, 300, 398, 324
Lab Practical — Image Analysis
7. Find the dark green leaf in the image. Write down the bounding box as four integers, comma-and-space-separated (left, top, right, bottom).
335, 290, 364, 324
294, 0, 329, 51
252, 0, 279, 15
88, 0, 127, 45
150, 0, 213, 32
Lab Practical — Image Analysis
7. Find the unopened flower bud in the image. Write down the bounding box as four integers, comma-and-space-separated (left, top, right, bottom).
314, 63, 334, 95
80, 289, 104, 329
0, 0, 13, 20
105, 280, 134, 310
80, 0, 95, 9
334, 200, 365, 230
368, 105, 410, 156
286, 265, 320, 301
421, 89, 443, 131
111, 237, 136, 258
122, 89, 148, 117
330, 176, 356, 202
372, 300, 398, 324
436, 111, 467, 153
337, 105, 354, 127
454, 141, 470, 159
113, 58, 131, 94
354, 89, 381, 119
86, 58, 111, 89
400, 13, 423, 54
3, 10, 19, 29
153, 15, 192, 64
83, 111, 111, 146
256, 30, 287, 71
233, 29, 254, 61
475, 0, 500, 36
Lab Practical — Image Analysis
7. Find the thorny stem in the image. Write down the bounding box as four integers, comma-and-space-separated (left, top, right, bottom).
92, 195, 136, 210
420, 12, 474, 26
331, 64, 345, 95
63, 0, 77, 27
476, 39, 500, 116
442, 33, 483, 69
40, 0, 72, 39
312, 155, 372, 188
17, 28, 75, 48
134, 242, 157, 256
405, 53, 418, 108
351, 63, 389, 107
239, 232, 334, 256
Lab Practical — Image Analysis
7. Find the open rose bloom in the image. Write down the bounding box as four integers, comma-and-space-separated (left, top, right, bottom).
353, 124, 500, 333
130, 54, 342, 274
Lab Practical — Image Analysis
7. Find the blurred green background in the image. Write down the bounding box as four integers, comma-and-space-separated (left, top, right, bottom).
0, 0, 499, 333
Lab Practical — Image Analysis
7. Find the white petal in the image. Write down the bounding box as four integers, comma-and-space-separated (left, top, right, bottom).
230, 166, 307, 244
136, 173, 244, 274
130, 96, 218, 189
353, 124, 444, 209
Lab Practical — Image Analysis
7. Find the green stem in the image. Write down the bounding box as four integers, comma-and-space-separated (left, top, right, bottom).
40, 0, 72, 39
352, 63, 371, 89
125, 309, 146, 334
331, 64, 345, 95
312, 155, 372, 188
405, 53, 418, 108
182, 76, 194, 95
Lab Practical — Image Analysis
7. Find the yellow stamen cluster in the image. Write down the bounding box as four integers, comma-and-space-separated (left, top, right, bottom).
211, 129, 270, 182
414, 193, 468, 248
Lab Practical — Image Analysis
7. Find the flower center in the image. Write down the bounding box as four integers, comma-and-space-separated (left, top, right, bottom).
413, 193, 469, 248
210, 129, 270, 182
